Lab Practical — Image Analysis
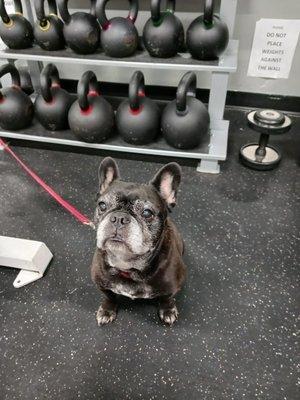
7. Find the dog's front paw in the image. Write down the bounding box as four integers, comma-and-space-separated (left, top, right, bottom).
158, 306, 179, 326
96, 306, 117, 325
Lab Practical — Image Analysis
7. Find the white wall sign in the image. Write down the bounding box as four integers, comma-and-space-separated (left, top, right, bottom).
248, 19, 300, 79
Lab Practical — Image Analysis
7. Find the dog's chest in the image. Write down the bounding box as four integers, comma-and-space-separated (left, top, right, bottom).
108, 280, 156, 300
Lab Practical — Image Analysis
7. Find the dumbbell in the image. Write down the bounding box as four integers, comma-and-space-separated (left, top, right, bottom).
240, 109, 292, 170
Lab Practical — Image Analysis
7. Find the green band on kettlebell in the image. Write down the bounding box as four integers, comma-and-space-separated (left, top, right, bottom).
153, 18, 162, 27
153, 11, 170, 27
204, 19, 214, 29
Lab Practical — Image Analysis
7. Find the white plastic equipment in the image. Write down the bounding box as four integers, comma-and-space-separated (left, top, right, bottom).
0, 236, 53, 288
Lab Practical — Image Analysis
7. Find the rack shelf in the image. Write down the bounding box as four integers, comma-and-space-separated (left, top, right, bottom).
0, 119, 229, 161
0, 40, 238, 73
0, 42, 237, 172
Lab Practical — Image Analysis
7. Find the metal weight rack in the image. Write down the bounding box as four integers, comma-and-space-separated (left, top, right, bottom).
0, 0, 238, 174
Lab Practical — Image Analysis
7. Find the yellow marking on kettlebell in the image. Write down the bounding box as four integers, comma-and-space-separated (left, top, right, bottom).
3, 17, 14, 28
4, 18, 13, 27
39, 20, 51, 31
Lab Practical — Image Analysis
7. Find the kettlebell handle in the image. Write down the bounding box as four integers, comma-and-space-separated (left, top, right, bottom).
204, 0, 214, 25
40, 63, 61, 102
129, 71, 145, 111
96, 0, 138, 28
0, 63, 21, 99
35, 0, 58, 27
58, 0, 95, 23
0, 0, 23, 24
151, 0, 176, 22
90, 0, 96, 16
176, 71, 197, 113
78, 71, 100, 110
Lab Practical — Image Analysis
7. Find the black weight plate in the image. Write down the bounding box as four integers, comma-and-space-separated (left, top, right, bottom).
254, 109, 285, 125
247, 110, 292, 135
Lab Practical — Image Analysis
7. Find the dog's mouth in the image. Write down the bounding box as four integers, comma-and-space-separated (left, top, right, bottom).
118, 269, 132, 279
106, 234, 129, 248
108, 236, 124, 243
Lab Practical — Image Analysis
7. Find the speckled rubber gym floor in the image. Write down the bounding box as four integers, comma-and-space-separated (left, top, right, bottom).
0, 108, 299, 400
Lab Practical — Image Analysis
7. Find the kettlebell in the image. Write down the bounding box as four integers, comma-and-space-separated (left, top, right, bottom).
96, 0, 139, 58
68, 71, 114, 142
143, 0, 184, 58
116, 71, 160, 145
34, 64, 73, 131
34, 0, 65, 51
58, 0, 100, 54
0, 0, 33, 49
161, 71, 210, 149
0, 63, 33, 130
186, 0, 229, 60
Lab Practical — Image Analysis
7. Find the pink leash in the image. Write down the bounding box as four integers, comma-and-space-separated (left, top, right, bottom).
0, 138, 94, 229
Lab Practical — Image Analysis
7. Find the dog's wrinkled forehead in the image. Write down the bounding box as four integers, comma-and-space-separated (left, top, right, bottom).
101, 180, 164, 209
98, 157, 182, 211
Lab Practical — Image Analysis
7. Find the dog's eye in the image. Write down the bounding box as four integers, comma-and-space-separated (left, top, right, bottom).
142, 209, 154, 219
98, 201, 107, 212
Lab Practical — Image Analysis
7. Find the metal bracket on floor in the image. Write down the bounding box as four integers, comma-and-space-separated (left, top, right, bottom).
0, 236, 53, 288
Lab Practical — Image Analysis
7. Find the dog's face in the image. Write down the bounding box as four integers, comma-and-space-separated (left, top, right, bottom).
96, 181, 166, 257
95, 157, 181, 264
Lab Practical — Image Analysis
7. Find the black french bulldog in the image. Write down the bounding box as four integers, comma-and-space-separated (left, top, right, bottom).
91, 157, 186, 325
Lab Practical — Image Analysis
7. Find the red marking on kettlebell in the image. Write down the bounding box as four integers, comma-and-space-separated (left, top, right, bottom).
130, 104, 144, 115
46, 84, 59, 104
81, 105, 93, 115
46, 98, 55, 105
88, 90, 99, 97
138, 90, 145, 97
103, 21, 111, 30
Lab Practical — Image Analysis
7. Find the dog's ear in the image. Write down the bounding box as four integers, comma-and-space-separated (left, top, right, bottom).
150, 163, 181, 208
98, 157, 120, 194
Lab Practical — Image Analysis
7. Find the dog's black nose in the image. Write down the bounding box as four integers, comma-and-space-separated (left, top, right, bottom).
110, 212, 130, 227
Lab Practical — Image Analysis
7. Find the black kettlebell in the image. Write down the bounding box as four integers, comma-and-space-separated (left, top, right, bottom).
96, 0, 139, 58
0, 63, 33, 130
68, 71, 114, 142
34, 0, 65, 51
143, 0, 184, 58
34, 64, 73, 131
0, 0, 33, 49
186, 0, 229, 60
161, 72, 210, 149
116, 71, 160, 145
58, 0, 100, 54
